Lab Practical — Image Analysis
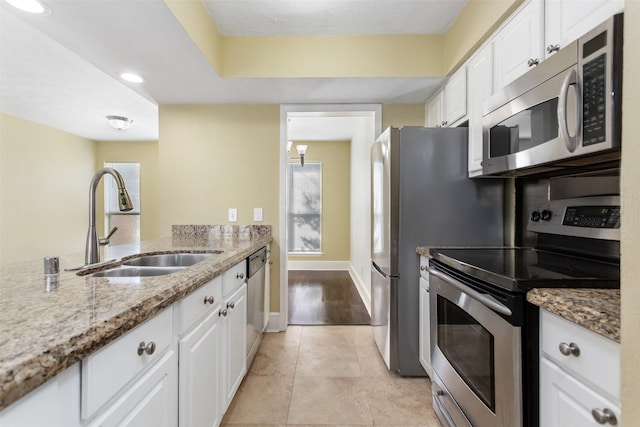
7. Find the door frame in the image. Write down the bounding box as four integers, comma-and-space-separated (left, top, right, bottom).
277, 104, 382, 331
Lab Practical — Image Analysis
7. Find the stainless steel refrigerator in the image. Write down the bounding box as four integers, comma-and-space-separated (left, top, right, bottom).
371, 126, 504, 376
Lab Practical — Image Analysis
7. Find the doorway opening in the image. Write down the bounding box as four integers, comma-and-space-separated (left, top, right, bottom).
278, 105, 382, 331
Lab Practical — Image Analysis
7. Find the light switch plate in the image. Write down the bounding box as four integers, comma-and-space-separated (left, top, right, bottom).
228, 208, 237, 222
254, 208, 263, 222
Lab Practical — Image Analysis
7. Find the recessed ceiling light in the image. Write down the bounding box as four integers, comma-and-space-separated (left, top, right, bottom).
5, 0, 50, 14
120, 73, 145, 83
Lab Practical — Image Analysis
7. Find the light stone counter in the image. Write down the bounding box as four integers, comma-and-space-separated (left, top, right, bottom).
527, 288, 620, 343
0, 225, 271, 410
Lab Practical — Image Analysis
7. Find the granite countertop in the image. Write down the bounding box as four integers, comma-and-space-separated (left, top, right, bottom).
0, 225, 271, 410
527, 288, 620, 343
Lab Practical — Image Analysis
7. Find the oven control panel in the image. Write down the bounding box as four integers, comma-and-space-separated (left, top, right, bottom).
528, 195, 620, 241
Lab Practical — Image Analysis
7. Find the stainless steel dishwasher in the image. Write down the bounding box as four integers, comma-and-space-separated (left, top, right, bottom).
246, 246, 267, 368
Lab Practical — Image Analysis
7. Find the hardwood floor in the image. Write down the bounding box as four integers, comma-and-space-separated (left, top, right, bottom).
288, 270, 371, 325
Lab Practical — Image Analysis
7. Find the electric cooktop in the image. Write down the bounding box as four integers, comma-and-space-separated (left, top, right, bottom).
429, 247, 620, 293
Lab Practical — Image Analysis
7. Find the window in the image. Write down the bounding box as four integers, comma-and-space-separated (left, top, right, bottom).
104, 162, 140, 245
287, 162, 321, 253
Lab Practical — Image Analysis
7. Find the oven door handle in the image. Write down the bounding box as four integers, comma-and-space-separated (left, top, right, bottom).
428, 268, 513, 317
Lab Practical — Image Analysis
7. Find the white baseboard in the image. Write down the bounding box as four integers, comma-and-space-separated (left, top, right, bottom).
266, 312, 283, 332
349, 262, 371, 316
287, 260, 350, 271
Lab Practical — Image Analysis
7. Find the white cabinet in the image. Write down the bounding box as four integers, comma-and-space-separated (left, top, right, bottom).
539, 309, 621, 426
443, 66, 468, 127
467, 43, 494, 177
221, 262, 248, 411
88, 350, 178, 427
178, 276, 223, 427
418, 256, 432, 379
494, 0, 544, 90
425, 91, 443, 128
545, 0, 624, 58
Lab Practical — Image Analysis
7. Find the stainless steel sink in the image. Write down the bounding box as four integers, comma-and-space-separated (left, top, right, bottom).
122, 252, 221, 267
90, 266, 185, 277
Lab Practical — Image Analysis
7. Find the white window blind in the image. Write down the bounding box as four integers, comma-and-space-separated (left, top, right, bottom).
287, 162, 322, 253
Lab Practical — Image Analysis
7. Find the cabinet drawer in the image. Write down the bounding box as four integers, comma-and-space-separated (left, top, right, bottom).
81, 306, 174, 420
541, 310, 619, 400
177, 276, 222, 335
222, 260, 246, 297
419, 256, 429, 280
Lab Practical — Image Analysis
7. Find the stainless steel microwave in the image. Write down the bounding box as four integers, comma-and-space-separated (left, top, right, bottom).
481, 13, 623, 177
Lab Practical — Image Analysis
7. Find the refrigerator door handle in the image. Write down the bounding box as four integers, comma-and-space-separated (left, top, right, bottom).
372, 261, 389, 279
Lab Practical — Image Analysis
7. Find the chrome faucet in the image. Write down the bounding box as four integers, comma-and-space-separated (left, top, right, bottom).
85, 167, 134, 265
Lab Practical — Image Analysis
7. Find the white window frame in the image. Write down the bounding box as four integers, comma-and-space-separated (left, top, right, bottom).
104, 161, 141, 244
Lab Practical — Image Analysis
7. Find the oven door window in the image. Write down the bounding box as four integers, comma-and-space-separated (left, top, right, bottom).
437, 295, 495, 411
489, 97, 560, 158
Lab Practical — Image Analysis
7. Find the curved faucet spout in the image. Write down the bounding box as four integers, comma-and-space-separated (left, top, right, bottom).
85, 167, 134, 265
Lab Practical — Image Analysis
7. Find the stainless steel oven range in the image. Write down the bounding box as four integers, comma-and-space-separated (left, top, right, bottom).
429, 196, 620, 427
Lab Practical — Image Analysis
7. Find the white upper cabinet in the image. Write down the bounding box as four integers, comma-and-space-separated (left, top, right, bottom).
493, 0, 545, 90
467, 43, 494, 177
425, 91, 443, 128
443, 66, 468, 127
545, 0, 624, 58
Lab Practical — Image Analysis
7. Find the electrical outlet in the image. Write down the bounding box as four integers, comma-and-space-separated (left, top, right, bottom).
228, 208, 237, 222
254, 208, 263, 222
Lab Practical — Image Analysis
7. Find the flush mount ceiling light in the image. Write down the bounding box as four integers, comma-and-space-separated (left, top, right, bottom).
120, 72, 145, 83
106, 115, 133, 131
5, 0, 50, 14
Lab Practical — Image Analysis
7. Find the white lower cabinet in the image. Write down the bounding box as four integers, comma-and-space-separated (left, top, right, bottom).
221, 282, 247, 411
540, 309, 621, 426
418, 256, 432, 378
179, 310, 222, 427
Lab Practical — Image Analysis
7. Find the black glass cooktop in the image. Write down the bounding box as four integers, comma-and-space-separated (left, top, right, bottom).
429, 247, 620, 292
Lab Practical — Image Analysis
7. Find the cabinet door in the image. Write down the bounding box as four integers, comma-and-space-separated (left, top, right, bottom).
222, 282, 247, 410
425, 92, 443, 127
418, 280, 432, 378
443, 66, 467, 126
545, 0, 624, 58
540, 358, 621, 427
494, 0, 544, 90
179, 311, 222, 427
467, 43, 494, 177
88, 350, 178, 427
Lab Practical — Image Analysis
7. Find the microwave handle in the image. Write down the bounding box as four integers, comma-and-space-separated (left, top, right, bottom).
557, 68, 581, 153
428, 268, 512, 317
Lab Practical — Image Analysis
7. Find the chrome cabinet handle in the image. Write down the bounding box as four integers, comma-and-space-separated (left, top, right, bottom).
547, 44, 560, 54
227, 301, 235, 309
592, 408, 617, 425
441, 121, 448, 127
558, 342, 580, 357
527, 58, 540, 67
137, 341, 156, 356
236, 272, 245, 279
420, 265, 427, 271
204, 296, 215, 305
558, 68, 580, 152
219, 309, 228, 317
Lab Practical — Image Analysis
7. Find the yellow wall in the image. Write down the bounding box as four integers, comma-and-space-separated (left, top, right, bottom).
158, 105, 281, 309
287, 140, 350, 262
382, 104, 428, 128
0, 113, 96, 265
94, 141, 160, 241
621, 2, 640, 423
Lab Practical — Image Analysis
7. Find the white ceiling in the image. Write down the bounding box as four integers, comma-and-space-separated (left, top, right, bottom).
0, 0, 466, 141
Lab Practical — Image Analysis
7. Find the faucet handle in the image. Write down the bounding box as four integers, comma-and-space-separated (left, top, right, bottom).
99, 226, 118, 246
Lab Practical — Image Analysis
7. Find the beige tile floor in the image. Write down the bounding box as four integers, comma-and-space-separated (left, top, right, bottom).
221, 325, 443, 427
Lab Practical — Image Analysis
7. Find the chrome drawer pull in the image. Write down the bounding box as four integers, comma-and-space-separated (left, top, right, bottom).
227, 301, 235, 309
137, 341, 156, 356
558, 342, 580, 357
236, 272, 245, 279
219, 309, 228, 317
527, 58, 540, 67
592, 408, 617, 425
420, 265, 427, 271
203, 296, 215, 305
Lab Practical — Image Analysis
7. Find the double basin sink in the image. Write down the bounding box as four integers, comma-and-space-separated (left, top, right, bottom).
89, 252, 221, 278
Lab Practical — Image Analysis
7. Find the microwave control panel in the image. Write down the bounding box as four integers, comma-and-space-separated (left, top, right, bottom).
582, 53, 607, 147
